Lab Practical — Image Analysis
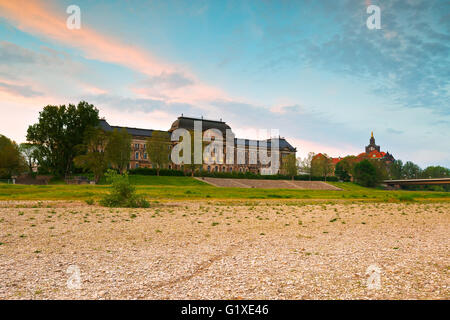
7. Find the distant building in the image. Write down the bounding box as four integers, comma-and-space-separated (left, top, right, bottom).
312, 132, 395, 174
358, 132, 395, 163
100, 116, 296, 174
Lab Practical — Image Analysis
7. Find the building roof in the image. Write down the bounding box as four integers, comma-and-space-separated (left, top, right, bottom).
358, 150, 386, 159
331, 157, 342, 165
169, 116, 232, 134
312, 153, 343, 164
99, 119, 169, 138
235, 138, 296, 152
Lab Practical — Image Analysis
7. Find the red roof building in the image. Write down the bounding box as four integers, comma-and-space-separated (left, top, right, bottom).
313, 132, 395, 166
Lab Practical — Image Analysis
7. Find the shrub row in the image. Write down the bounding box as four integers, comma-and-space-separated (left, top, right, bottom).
128, 167, 185, 176
128, 167, 338, 182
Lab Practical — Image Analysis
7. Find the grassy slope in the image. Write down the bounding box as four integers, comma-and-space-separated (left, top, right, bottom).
0, 176, 449, 201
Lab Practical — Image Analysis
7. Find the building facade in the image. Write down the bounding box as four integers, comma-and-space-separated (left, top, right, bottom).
100, 116, 297, 174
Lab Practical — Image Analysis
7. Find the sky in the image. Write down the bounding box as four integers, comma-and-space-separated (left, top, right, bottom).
0, 0, 449, 168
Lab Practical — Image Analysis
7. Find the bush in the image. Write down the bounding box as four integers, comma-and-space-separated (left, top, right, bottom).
100, 170, 149, 208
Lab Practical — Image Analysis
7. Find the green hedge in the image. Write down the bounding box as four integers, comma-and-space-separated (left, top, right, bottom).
128, 167, 185, 176
128, 167, 338, 181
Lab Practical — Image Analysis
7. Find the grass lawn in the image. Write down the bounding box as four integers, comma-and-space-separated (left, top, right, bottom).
0, 175, 449, 202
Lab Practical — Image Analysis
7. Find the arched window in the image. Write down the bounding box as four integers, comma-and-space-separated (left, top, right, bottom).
207, 166, 211, 172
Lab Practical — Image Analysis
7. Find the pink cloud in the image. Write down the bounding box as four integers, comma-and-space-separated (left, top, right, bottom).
0, 0, 171, 75
0, 0, 226, 104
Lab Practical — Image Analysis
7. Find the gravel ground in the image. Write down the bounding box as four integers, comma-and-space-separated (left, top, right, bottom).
0, 200, 448, 300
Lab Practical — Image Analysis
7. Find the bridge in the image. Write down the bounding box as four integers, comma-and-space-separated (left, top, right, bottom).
383, 178, 450, 187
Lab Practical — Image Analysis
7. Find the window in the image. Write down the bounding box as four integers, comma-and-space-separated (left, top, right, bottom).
207, 166, 211, 172
143, 153, 147, 160
134, 143, 139, 149
229, 167, 233, 172
135, 163, 139, 168
135, 152, 139, 159
215, 166, 218, 172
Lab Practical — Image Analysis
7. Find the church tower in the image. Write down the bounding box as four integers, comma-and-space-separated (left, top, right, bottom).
365, 131, 380, 153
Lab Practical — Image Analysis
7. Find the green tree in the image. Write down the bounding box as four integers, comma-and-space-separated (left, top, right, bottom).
334, 156, 357, 182
403, 161, 422, 179
311, 153, 333, 181
146, 131, 170, 176
371, 159, 389, 181
73, 128, 109, 183
19, 143, 38, 175
282, 153, 298, 180
106, 128, 132, 174
353, 159, 380, 187
335, 161, 350, 182
421, 165, 450, 179
26, 101, 99, 177
0, 135, 25, 178
389, 159, 404, 179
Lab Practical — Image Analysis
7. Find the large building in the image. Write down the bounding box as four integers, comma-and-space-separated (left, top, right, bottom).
99, 116, 296, 174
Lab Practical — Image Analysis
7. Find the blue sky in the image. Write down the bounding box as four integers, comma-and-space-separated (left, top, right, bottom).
0, 0, 449, 167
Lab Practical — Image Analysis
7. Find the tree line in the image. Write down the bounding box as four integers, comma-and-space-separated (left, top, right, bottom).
297, 152, 450, 190
0, 101, 172, 183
